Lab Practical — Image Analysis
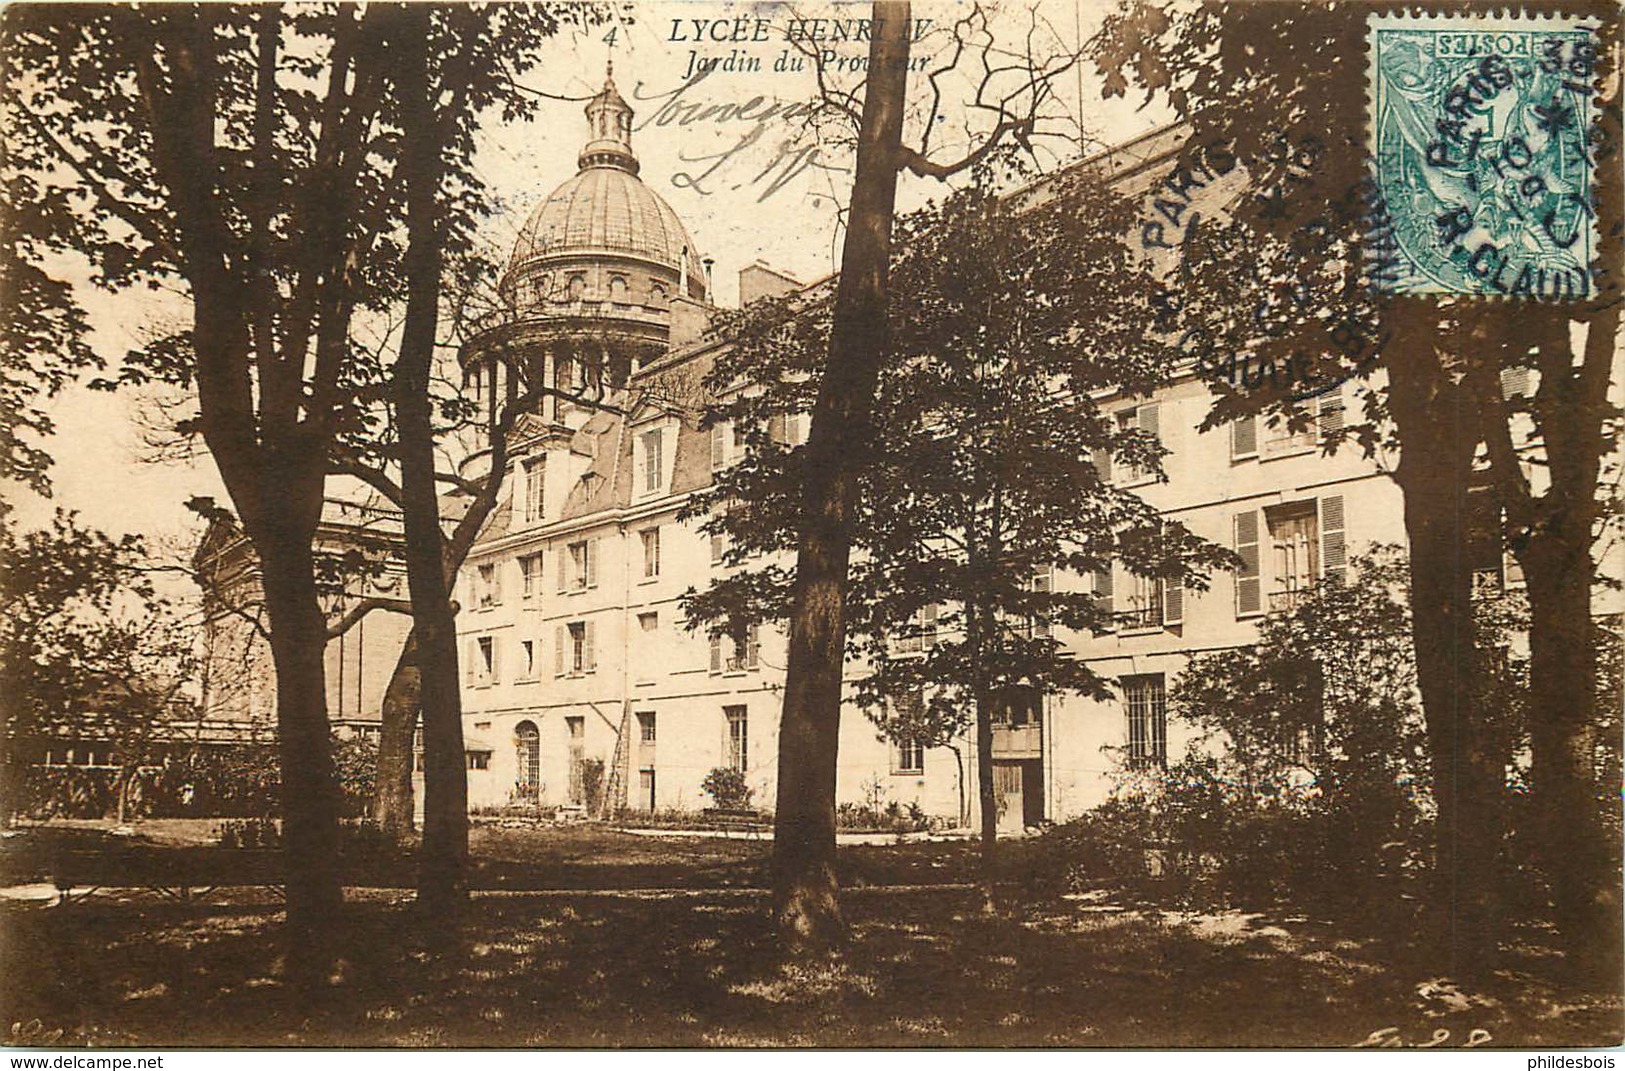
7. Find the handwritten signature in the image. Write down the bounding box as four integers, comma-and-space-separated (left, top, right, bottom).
633, 68, 845, 202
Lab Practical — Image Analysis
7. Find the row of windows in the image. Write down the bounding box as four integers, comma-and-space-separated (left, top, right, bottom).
1097, 390, 1346, 487
519, 271, 670, 308
709, 411, 809, 471
471, 496, 1350, 681
506, 708, 742, 810
465, 611, 764, 686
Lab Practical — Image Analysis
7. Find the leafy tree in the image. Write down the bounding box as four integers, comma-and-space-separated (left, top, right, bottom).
2, 2, 575, 983
0, 510, 195, 827
1090, 0, 1622, 976
1171, 549, 1527, 911
739, 0, 1092, 955
686, 174, 1231, 908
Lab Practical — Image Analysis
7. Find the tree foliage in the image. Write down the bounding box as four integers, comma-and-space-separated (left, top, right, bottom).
684, 173, 1233, 776
1090, 0, 1623, 974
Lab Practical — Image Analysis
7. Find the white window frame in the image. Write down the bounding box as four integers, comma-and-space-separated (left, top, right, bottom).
640, 526, 661, 579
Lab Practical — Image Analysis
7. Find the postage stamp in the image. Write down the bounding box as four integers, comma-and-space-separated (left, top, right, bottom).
1367, 12, 1600, 298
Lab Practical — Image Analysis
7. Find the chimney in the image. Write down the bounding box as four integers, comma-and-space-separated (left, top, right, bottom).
667, 294, 712, 350
738, 261, 801, 306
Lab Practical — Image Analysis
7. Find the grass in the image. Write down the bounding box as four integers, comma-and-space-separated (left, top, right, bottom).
0, 819, 975, 891
1, 820, 1619, 1048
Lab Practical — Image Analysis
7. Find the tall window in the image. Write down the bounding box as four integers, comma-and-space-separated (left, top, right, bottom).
890, 689, 925, 774
476, 636, 497, 684
519, 553, 539, 598
897, 604, 937, 653
519, 639, 535, 679
523, 457, 544, 522
566, 539, 595, 590
568, 622, 590, 673
515, 721, 540, 800
1265, 501, 1319, 613
1122, 674, 1167, 769
1112, 403, 1160, 484
711, 624, 759, 673
1124, 573, 1164, 630
725, 705, 749, 773
637, 711, 657, 744
640, 527, 661, 578
566, 715, 585, 804
477, 563, 498, 608
556, 620, 595, 675
640, 429, 664, 494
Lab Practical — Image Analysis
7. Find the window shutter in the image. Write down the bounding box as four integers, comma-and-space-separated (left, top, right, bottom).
1032, 568, 1052, 638
465, 640, 477, 685
1137, 403, 1160, 441
1231, 415, 1258, 459
490, 638, 501, 684
1504, 545, 1525, 587
1317, 387, 1345, 442
923, 602, 939, 649
586, 538, 599, 588
1500, 367, 1531, 399
492, 561, 503, 604
555, 625, 566, 676
745, 623, 760, 669
1092, 566, 1114, 618
768, 413, 787, 444
709, 632, 722, 674
584, 620, 597, 672
1320, 495, 1347, 585
1235, 510, 1262, 615
1161, 578, 1184, 626
711, 531, 725, 564
557, 544, 568, 592
710, 422, 727, 469
1092, 448, 1112, 486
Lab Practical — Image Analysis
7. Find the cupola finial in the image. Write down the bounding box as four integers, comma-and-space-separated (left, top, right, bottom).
579, 60, 637, 175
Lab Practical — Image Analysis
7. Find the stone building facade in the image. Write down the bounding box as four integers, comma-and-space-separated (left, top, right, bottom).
450, 78, 1445, 829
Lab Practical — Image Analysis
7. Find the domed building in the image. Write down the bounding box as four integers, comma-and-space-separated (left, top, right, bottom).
460, 68, 711, 438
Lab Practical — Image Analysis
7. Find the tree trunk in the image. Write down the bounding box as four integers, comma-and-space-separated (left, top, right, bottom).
1523, 534, 1621, 979
373, 630, 420, 839
974, 689, 998, 913
1509, 303, 1621, 981
770, 0, 912, 956
1385, 315, 1503, 978
392, 4, 468, 920
258, 528, 344, 991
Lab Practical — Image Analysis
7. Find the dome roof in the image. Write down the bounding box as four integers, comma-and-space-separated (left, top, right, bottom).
505, 70, 705, 287
508, 165, 703, 272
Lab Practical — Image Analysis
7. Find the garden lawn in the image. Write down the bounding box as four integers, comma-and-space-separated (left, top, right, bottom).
0, 821, 977, 891
3, 888, 1620, 1048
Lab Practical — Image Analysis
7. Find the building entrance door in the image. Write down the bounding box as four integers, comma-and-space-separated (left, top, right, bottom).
993, 759, 1044, 835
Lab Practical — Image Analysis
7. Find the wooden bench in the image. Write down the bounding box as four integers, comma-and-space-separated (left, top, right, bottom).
51, 847, 286, 905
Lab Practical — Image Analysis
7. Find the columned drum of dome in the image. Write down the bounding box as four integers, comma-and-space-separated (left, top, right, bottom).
460, 66, 710, 440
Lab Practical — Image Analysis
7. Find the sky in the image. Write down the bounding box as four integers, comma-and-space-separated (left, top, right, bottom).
11, 0, 1174, 549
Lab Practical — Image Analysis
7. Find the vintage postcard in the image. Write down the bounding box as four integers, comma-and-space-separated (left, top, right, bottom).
1, 0, 1621, 1054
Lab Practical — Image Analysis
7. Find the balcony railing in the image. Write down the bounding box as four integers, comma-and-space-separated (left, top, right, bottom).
1114, 606, 1162, 631
1267, 587, 1312, 614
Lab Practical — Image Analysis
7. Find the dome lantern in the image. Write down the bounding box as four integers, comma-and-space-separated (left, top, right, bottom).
579, 65, 638, 175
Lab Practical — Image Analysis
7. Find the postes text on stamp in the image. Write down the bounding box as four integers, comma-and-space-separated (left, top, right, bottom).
1368, 13, 1599, 298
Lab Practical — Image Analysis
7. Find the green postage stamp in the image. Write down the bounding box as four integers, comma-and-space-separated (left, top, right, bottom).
1368, 13, 1600, 298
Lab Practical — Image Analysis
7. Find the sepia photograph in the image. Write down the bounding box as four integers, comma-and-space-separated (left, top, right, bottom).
0, 0, 1621, 1052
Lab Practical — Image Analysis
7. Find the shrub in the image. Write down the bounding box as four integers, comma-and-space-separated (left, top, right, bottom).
701, 766, 754, 810
579, 757, 605, 816
216, 817, 280, 849
835, 799, 933, 833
